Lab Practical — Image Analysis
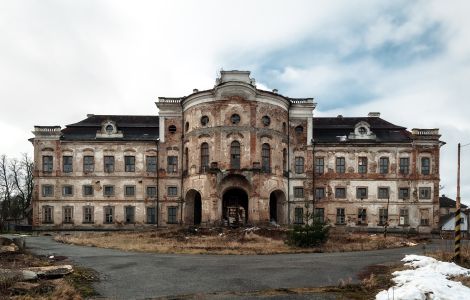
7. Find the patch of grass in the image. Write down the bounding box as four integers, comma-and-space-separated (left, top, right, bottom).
426, 247, 470, 269
64, 266, 99, 298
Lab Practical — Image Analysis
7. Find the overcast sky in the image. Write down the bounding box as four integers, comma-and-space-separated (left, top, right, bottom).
1, 0, 469, 204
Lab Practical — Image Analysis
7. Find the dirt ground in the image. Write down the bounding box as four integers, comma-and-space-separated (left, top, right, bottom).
54, 226, 422, 255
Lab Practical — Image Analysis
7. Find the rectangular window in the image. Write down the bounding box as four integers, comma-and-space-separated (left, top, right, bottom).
43, 155, 53, 172
420, 209, 430, 226
335, 187, 346, 199
42, 206, 53, 224
357, 208, 367, 224
63, 156, 73, 173
83, 206, 94, 223
315, 158, 324, 175
146, 207, 156, 224
125, 185, 135, 197
83, 156, 94, 172
336, 208, 345, 225
419, 187, 432, 199
146, 156, 157, 172
63, 206, 73, 224
356, 187, 368, 199
146, 186, 157, 198
42, 185, 54, 197
167, 206, 178, 224
358, 157, 367, 174
168, 186, 178, 196
294, 187, 304, 198
104, 206, 114, 224
295, 157, 304, 174
379, 157, 389, 174
399, 208, 409, 226
379, 208, 388, 226
314, 208, 324, 223
399, 188, 409, 200
399, 157, 409, 175
104, 156, 115, 173
125, 206, 135, 223
167, 156, 178, 173
83, 185, 94, 196
125, 156, 135, 172
336, 157, 345, 173
62, 185, 73, 197
103, 185, 114, 196
378, 187, 389, 199
294, 207, 304, 224
315, 187, 325, 199
421, 157, 430, 175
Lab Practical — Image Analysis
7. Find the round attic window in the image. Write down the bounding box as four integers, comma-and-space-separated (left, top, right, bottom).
201, 115, 209, 126
262, 116, 271, 126
358, 127, 367, 135
295, 125, 303, 134
231, 114, 240, 125
105, 124, 114, 134
168, 125, 177, 133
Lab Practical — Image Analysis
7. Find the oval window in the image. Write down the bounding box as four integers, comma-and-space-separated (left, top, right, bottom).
201, 116, 209, 126
168, 125, 177, 133
295, 125, 303, 134
231, 114, 240, 125
358, 127, 367, 135
105, 124, 114, 134
262, 116, 271, 126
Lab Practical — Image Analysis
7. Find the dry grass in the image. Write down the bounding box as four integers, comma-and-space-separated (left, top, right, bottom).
426, 246, 470, 269
54, 228, 419, 255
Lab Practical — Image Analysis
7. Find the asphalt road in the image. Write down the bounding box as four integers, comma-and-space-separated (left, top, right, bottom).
24, 236, 439, 299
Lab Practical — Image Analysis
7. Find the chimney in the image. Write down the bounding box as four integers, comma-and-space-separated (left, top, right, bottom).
193, 88, 199, 93
337, 115, 343, 118
272, 89, 278, 94
368, 112, 380, 118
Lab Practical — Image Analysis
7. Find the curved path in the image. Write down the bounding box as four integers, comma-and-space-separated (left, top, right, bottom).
25, 236, 438, 299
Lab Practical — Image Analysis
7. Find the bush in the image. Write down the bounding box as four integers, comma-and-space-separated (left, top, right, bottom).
287, 220, 329, 248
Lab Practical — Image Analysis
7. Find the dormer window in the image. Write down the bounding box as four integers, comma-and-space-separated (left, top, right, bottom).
349, 121, 376, 140
97, 120, 123, 138
105, 125, 114, 134
358, 127, 367, 135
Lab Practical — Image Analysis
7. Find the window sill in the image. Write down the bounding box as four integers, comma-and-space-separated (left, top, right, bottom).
82, 222, 95, 224
335, 223, 346, 226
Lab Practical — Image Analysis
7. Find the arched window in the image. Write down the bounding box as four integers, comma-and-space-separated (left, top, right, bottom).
283, 148, 287, 173
200, 143, 209, 172
230, 141, 240, 169
184, 148, 189, 173
261, 143, 271, 173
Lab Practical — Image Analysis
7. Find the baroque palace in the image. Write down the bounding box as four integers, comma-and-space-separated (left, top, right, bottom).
31, 71, 443, 232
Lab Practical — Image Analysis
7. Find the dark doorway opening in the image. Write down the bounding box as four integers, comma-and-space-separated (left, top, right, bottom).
269, 193, 277, 222
222, 188, 248, 226
194, 192, 202, 225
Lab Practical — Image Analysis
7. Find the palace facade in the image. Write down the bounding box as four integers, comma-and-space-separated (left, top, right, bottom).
31, 70, 443, 232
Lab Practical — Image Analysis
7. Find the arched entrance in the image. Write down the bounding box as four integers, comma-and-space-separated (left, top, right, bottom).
222, 188, 248, 226
184, 189, 202, 225
269, 190, 286, 224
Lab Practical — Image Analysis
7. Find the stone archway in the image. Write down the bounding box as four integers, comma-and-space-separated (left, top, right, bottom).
184, 189, 202, 225
269, 190, 286, 225
222, 188, 248, 226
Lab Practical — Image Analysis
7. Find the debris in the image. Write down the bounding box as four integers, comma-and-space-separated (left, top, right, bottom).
25, 265, 74, 278
0, 243, 19, 254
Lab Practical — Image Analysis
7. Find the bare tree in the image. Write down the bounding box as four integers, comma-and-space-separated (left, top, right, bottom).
10, 154, 34, 221
0, 155, 14, 228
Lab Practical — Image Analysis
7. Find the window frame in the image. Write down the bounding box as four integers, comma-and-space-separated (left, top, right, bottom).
379, 157, 389, 174
124, 185, 136, 197
336, 157, 346, 173
62, 185, 74, 197
398, 188, 409, 200
167, 156, 178, 173
419, 187, 432, 199
399, 157, 409, 175
104, 155, 115, 173
421, 157, 431, 175
103, 185, 115, 197
294, 207, 304, 224
124, 206, 135, 224
167, 186, 178, 197
42, 184, 54, 197
200, 142, 209, 172
230, 141, 241, 169
124, 155, 136, 172
146, 186, 157, 198
335, 187, 346, 199
83, 206, 94, 224
63, 206, 73, 224
378, 187, 390, 199
315, 187, 325, 199
357, 208, 367, 224
294, 187, 304, 198
358, 157, 367, 174
315, 157, 324, 175
356, 187, 368, 199
167, 206, 178, 224
336, 208, 346, 225
83, 185, 94, 197
42, 205, 53, 224
83, 155, 94, 172
42, 155, 53, 173
399, 208, 409, 226
379, 208, 388, 226
314, 208, 325, 223
295, 156, 304, 174
146, 156, 157, 172
104, 206, 114, 224
62, 156, 73, 173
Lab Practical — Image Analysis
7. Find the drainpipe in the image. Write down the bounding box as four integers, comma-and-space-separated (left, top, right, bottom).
156, 138, 160, 227
180, 100, 185, 225
287, 102, 291, 225
311, 138, 316, 216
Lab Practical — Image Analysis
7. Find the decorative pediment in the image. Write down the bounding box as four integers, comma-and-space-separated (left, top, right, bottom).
96, 120, 123, 138
348, 121, 376, 140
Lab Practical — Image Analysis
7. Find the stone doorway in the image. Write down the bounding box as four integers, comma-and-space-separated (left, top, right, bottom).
184, 189, 202, 225
269, 190, 286, 225
222, 188, 248, 226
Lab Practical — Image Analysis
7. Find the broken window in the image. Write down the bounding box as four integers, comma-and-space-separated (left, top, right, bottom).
83, 206, 94, 223
104, 206, 114, 224
399, 208, 409, 226
357, 208, 367, 225
315, 187, 325, 199
167, 156, 178, 173
378, 187, 389, 199
201, 115, 209, 126
62, 185, 73, 197
419, 187, 432, 199
295, 157, 304, 174
42, 206, 53, 224
125, 185, 135, 197
231, 114, 240, 124
63, 156, 73, 173
261, 143, 271, 173
125, 206, 135, 223
103, 185, 114, 196
294, 207, 304, 224
125, 156, 135, 172
262, 115, 271, 126
63, 206, 73, 224
201, 142, 209, 172
379, 157, 389, 174
42, 185, 54, 197
399, 157, 409, 175
83, 156, 94, 172
147, 207, 156, 224
335, 187, 346, 199
420, 209, 430, 226
358, 157, 367, 174
146, 156, 157, 172
315, 157, 324, 175
314, 208, 324, 223
167, 206, 178, 224
43, 155, 53, 172
399, 188, 409, 200
356, 187, 368, 199
336, 208, 345, 225
336, 157, 345, 173
294, 187, 304, 198
379, 208, 388, 226
168, 186, 178, 196
104, 156, 115, 173
146, 186, 157, 198
421, 157, 430, 175
230, 141, 240, 169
